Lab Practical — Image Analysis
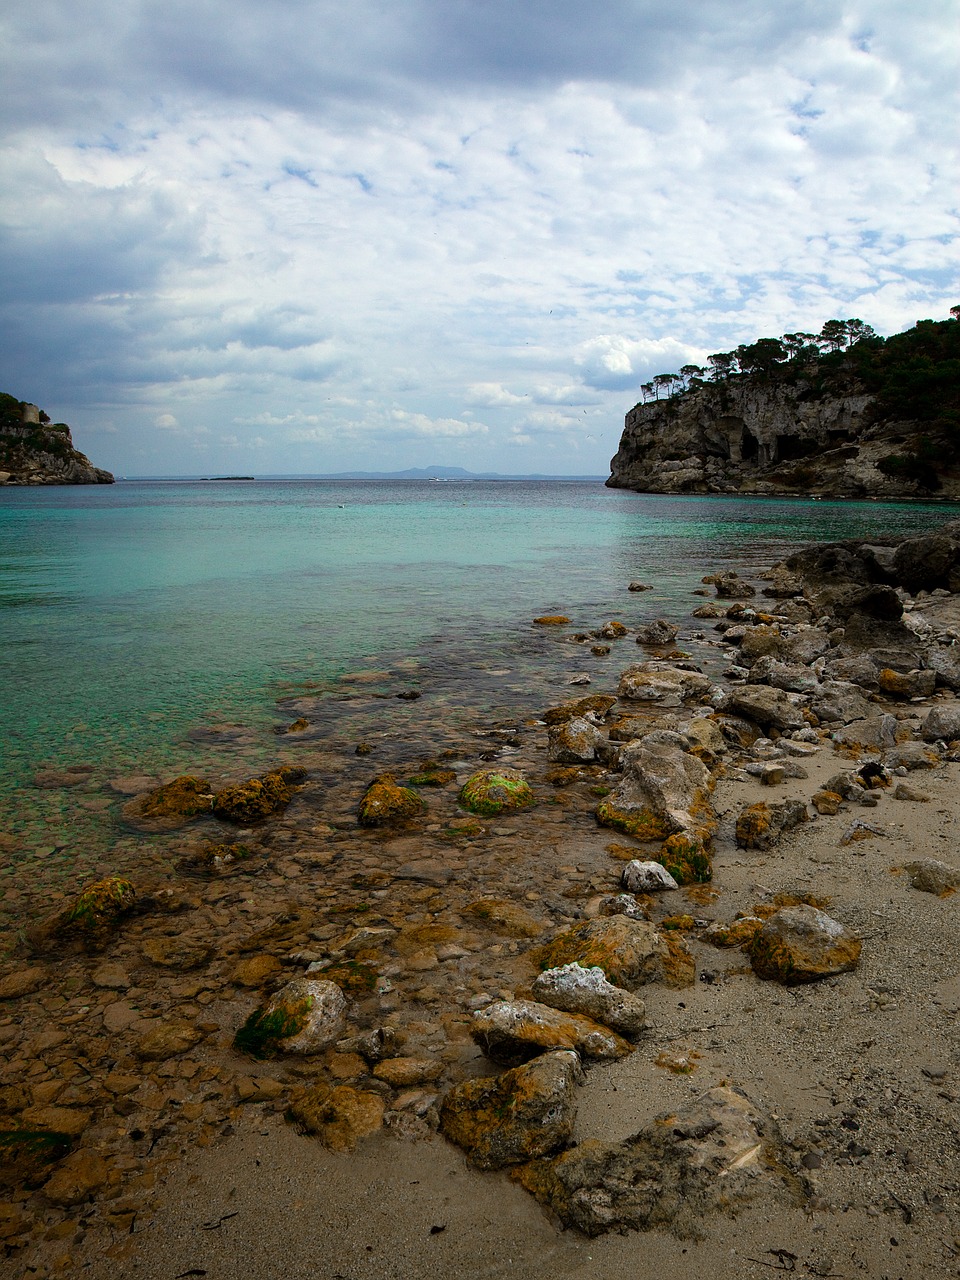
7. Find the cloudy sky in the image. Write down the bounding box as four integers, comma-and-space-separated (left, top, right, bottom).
1, 1, 957, 476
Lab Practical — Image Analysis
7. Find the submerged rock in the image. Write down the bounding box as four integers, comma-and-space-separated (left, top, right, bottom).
518, 1085, 790, 1238
27, 877, 137, 955
287, 1083, 385, 1151
439, 1050, 581, 1169
458, 768, 535, 816
748, 905, 861, 984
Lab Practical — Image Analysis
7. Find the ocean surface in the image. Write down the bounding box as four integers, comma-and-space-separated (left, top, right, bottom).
0, 478, 953, 858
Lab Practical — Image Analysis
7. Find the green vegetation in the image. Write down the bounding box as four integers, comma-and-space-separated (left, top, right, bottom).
234, 1001, 310, 1058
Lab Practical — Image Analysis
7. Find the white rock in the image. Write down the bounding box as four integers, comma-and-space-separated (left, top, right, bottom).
621, 860, 679, 893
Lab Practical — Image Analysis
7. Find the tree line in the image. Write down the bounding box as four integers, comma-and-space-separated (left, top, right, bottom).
637, 317, 883, 403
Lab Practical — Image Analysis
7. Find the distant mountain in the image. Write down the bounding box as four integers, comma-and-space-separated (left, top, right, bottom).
314, 465, 604, 480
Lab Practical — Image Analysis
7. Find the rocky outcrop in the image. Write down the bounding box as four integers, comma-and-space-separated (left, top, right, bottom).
607, 376, 959, 499
0, 398, 113, 485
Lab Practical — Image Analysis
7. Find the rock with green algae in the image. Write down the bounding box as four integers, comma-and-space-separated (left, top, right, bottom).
595, 732, 716, 845
531, 916, 694, 990
357, 773, 424, 826
27, 877, 137, 954
234, 977, 347, 1058
406, 763, 457, 787
543, 694, 617, 726
657, 833, 713, 885
439, 1050, 581, 1170
458, 768, 534, 816
212, 765, 307, 824
748, 904, 861, 984
121, 775, 213, 832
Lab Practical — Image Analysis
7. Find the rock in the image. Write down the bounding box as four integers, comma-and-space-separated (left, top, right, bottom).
636, 618, 679, 646
927, 647, 960, 691
702, 917, 765, 947
234, 978, 347, 1057
921, 703, 960, 743
547, 716, 604, 764
372, 1056, 443, 1087
287, 1084, 385, 1151
235, 1075, 286, 1103
893, 782, 930, 802
885, 741, 941, 770
738, 625, 785, 666
33, 764, 95, 788
617, 663, 713, 704
232, 954, 284, 987
41, 1150, 110, 1206
808, 680, 872, 725
713, 572, 755, 599
141, 936, 213, 971
463, 899, 544, 938
598, 893, 650, 921
596, 733, 715, 843
532, 964, 647, 1038
750, 656, 821, 695
531, 916, 694, 990
892, 532, 960, 593
439, 1050, 581, 1169
812, 791, 843, 815
823, 654, 881, 689
122, 776, 213, 832
406, 764, 457, 787
357, 774, 424, 826
621, 860, 679, 893
213, 765, 306, 824
628, 581, 652, 592
597, 619, 629, 638
718, 685, 805, 732
518, 1085, 787, 1238
21, 1105, 92, 1138
458, 769, 535, 816
533, 615, 570, 626
135, 1021, 203, 1061
748, 905, 861, 984
90, 963, 130, 990
0, 966, 47, 999
877, 668, 937, 699
471, 999, 632, 1065
905, 859, 960, 895
734, 800, 808, 849
27, 877, 136, 954
832, 712, 903, 751
543, 693, 618, 725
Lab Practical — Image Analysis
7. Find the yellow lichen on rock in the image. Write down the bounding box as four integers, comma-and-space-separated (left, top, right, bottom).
122, 776, 213, 831
287, 1084, 385, 1151
357, 774, 424, 826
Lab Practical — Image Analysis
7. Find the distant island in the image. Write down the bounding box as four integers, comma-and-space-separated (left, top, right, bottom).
608, 307, 960, 499
0, 394, 114, 485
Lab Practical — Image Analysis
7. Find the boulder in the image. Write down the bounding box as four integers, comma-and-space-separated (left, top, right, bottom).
921, 703, 960, 743
748, 905, 861, 983
823, 654, 880, 689
735, 801, 808, 850
41, 1150, 110, 1207
809, 681, 874, 726
617, 663, 713, 704
877, 668, 937, 699
712, 572, 755, 598
750, 656, 821, 695
458, 768, 535, 816
547, 716, 605, 764
927, 647, 960, 692
213, 766, 306, 824
234, 978, 347, 1057
885, 741, 941, 769
532, 916, 694, 990
532, 963, 647, 1037
832, 713, 902, 751
737, 625, 784, 666
543, 694, 617, 726
635, 618, 679, 646
470, 999, 632, 1066
718, 685, 805, 732
596, 732, 715, 842
621, 860, 679, 893
287, 1084, 384, 1151
518, 1086, 788, 1238
439, 1050, 581, 1169
892, 532, 960, 593
905, 859, 960, 895
27, 877, 137, 955
357, 774, 424, 826
122, 776, 213, 832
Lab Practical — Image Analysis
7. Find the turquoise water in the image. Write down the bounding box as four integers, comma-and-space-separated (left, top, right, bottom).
0, 479, 952, 838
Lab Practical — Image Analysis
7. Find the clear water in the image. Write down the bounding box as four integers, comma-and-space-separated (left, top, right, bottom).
0, 479, 952, 845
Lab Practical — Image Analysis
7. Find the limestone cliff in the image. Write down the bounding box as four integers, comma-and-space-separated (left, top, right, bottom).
608, 314, 960, 499
0, 397, 114, 486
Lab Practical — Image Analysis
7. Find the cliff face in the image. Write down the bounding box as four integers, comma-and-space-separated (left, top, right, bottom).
607, 377, 959, 500
0, 400, 114, 486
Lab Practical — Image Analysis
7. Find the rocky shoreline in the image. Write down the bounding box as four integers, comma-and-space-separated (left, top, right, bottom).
3, 522, 960, 1277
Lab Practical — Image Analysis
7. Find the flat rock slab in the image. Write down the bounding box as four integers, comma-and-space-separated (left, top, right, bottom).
471, 999, 632, 1066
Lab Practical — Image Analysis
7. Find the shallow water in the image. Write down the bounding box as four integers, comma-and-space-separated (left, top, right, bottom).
0, 479, 951, 855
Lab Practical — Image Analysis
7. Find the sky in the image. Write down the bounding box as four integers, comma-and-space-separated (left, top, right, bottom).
1, 1, 958, 477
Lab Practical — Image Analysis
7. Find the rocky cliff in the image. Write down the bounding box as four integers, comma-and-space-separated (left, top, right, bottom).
0, 396, 114, 486
608, 314, 960, 499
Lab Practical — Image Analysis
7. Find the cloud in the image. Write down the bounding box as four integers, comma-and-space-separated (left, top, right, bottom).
0, 1, 957, 475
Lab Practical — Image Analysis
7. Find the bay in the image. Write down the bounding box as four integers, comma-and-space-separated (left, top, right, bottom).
0, 478, 952, 854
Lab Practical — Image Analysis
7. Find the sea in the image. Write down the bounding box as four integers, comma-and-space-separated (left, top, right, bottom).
0, 478, 953, 867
